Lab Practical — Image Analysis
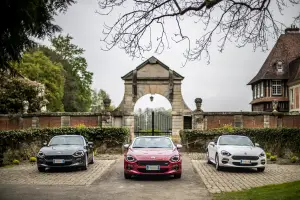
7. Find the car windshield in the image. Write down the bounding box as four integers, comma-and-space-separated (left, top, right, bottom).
48, 136, 84, 146
132, 137, 173, 148
218, 136, 254, 146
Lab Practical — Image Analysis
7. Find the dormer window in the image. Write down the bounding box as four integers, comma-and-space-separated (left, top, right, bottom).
276, 61, 283, 72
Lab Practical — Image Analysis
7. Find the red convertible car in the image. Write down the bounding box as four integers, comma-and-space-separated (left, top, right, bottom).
123, 136, 182, 179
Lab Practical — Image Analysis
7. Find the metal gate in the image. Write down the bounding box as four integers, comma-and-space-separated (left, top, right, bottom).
134, 110, 172, 137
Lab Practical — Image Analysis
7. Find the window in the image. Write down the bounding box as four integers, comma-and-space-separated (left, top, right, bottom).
276, 61, 283, 72
254, 85, 257, 99
261, 82, 264, 97
290, 89, 294, 104
257, 83, 260, 98
272, 80, 282, 95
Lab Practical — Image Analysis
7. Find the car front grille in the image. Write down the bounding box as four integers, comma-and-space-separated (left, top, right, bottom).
232, 156, 259, 160
44, 155, 73, 160
137, 161, 169, 166
232, 162, 258, 166
137, 168, 169, 173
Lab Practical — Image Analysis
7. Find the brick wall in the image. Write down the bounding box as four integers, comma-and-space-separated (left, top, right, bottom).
1, 112, 300, 131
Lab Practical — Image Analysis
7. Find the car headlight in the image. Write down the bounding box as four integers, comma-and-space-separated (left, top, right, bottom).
73, 150, 85, 157
125, 155, 137, 162
170, 155, 180, 162
221, 150, 232, 156
259, 152, 265, 157
37, 151, 45, 158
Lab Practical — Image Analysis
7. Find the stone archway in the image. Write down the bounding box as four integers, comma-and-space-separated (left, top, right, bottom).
117, 56, 191, 137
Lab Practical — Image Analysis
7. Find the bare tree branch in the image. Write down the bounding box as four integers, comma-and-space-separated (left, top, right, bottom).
97, 0, 300, 65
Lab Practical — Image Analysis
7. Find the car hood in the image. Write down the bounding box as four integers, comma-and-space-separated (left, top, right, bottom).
40, 145, 84, 156
218, 145, 264, 156
128, 148, 178, 160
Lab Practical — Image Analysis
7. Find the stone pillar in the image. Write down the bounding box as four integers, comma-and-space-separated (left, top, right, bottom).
234, 115, 243, 128
172, 114, 183, 135
123, 115, 134, 141
192, 112, 204, 130
263, 115, 270, 128
61, 116, 70, 127
32, 117, 39, 128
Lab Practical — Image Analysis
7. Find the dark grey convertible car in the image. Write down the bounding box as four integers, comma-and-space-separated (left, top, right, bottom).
36, 135, 94, 172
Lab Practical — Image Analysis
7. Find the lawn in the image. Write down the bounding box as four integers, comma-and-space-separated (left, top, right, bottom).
214, 181, 300, 200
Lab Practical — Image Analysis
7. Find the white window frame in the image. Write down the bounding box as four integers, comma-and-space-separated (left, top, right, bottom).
290, 88, 294, 105
254, 85, 257, 99
277, 61, 283, 73
272, 80, 282, 95
261, 82, 264, 97
257, 83, 261, 98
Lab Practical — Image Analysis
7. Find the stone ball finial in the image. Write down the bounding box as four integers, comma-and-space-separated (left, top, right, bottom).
103, 98, 111, 110
195, 98, 203, 112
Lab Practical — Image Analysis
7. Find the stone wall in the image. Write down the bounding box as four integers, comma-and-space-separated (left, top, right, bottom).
1, 112, 300, 131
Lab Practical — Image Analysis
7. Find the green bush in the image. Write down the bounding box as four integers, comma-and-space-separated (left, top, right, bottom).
270, 155, 277, 161
291, 156, 298, 163
12, 159, 20, 165
266, 152, 271, 159
29, 157, 37, 162
179, 128, 300, 154
0, 127, 129, 163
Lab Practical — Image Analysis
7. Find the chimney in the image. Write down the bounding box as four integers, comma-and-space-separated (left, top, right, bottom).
285, 24, 300, 34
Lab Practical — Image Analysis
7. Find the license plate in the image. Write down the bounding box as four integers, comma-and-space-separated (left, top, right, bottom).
240, 160, 251, 164
53, 159, 65, 164
146, 165, 160, 170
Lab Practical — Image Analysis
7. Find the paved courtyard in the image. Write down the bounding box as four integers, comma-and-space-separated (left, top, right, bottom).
0, 159, 116, 186
189, 153, 300, 194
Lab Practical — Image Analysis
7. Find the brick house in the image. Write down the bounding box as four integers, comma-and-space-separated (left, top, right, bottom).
247, 25, 300, 112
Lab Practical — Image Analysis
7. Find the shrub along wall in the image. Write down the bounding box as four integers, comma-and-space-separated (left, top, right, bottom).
0, 127, 129, 165
179, 128, 300, 158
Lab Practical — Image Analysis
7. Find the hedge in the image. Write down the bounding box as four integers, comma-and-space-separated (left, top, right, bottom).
180, 128, 300, 156
0, 127, 129, 164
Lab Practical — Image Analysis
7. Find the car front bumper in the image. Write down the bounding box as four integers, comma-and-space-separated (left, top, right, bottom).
37, 155, 86, 168
124, 160, 182, 175
218, 154, 266, 168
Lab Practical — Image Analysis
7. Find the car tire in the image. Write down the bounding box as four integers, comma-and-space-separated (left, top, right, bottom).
82, 153, 88, 170
207, 152, 212, 164
89, 151, 94, 164
215, 154, 222, 171
257, 167, 265, 172
174, 173, 182, 179
124, 172, 132, 179
38, 167, 46, 172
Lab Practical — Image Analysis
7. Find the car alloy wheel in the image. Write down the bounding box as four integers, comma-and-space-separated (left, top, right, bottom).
207, 152, 212, 164
124, 172, 132, 179
89, 151, 95, 164
257, 167, 265, 172
38, 167, 46, 172
83, 153, 88, 170
215, 154, 221, 171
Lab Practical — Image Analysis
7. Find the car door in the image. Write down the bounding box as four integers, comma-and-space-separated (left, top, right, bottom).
208, 137, 218, 161
84, 137, 92, 160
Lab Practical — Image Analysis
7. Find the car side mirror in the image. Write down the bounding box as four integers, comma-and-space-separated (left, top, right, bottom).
88, 142, 94, 148
123, 144, 130, 149
255, 143, 260, 147
209, 142, 215, 147
176, 144, 182, 149
43, 142, 48, 146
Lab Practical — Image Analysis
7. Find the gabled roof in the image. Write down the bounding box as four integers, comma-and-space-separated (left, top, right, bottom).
248, 28, 300, 85
121, 56, 184, 80
288, 57, 300, 85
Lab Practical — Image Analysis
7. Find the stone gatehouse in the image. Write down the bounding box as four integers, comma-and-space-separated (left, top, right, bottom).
116, 56, 192, 137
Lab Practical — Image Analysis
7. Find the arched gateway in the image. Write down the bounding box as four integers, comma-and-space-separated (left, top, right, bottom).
116, 56, 192, 138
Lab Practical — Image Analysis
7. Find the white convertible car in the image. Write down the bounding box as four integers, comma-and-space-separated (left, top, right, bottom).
206, 135, 266, 172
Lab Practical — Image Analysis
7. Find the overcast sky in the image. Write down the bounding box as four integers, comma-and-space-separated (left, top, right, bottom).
45, 0, 300, 112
